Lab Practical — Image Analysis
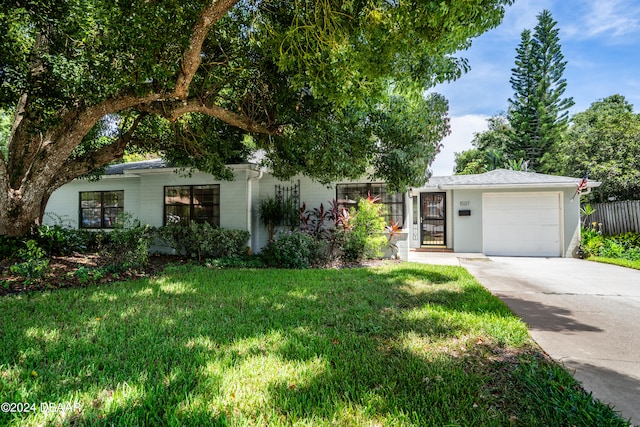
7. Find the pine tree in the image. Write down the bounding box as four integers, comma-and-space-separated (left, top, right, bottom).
506, 10, 574, 172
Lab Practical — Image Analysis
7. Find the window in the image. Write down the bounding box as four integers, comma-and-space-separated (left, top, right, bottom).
336, 183, 405, 225
80, 191, 124, 229
164, 185, 220, 226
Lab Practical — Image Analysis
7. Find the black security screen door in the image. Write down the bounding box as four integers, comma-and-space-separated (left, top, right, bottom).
421, 193, 446, 246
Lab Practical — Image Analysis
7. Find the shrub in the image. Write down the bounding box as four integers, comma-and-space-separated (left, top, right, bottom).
581, 227, 640, 261
95, 216, 153, 269
261, 231, 328, 269
258, 196, 299, 242
34, 225, 92, 256
299, 200, 348, 258
598, 240, 626, 259
0, 235, 22, 261
341, 198, 387, 261
158, 222, 250, 263
9, 239, 50, 280
580, 225, 604, 258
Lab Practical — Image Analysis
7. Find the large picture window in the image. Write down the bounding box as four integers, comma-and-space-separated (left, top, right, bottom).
336, 183, 404, 225
164, 185, 220, 226
80, 191, 124, 229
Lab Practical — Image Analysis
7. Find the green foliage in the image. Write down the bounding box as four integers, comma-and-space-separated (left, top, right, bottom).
454, 114, 512, 174
206, 255, 266, 269
558, 95, 640, 201
9, 240, 50, 280
258, 196, 298, 242
261, 231, 328, 269
580, 204, 596, 227
581, 227, 640, 261
93, 216, 153, 269
158, 222, 250, 263
506, 10, 573, 173
70, 266, 106, 285
1, 0, 516, 237
0, 108, 12, 157
342, 197, 387, 261
35, 214, 94, 255
0, 234, 22, 261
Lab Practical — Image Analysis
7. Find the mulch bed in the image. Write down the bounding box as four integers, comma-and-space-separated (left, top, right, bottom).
0, 254, 184, 297
0, 255, 401, 297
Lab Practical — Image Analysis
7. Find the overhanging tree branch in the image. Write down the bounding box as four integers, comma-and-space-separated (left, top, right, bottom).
138, 99, 284, 135
174, 0, 241, 98
53, 113, 148, 187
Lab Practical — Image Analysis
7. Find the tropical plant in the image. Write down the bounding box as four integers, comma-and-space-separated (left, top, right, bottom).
342, 197, 387, 261
385, 220, 402, 259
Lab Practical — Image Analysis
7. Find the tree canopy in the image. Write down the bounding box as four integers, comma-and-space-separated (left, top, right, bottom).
0, 0, 513, 236
454, 9, 573, 176
454, 114, 512, 174
506, 9, 573, 172
558, 95, 640, 201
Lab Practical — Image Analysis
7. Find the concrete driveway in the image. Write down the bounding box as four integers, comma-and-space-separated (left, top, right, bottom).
457, 256, 640, 425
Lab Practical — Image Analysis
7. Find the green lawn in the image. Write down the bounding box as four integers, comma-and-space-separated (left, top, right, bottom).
589, 256, 640, 271
0, 263, 628, 426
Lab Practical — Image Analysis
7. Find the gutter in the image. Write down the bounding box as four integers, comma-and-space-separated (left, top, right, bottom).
247, 168, 264, 253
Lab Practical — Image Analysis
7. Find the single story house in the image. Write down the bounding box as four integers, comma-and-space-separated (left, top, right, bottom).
44, 160, 598, 259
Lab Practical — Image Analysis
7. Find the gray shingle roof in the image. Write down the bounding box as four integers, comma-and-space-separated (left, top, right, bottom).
105, 159, 169, 175
420, 169, 600, 189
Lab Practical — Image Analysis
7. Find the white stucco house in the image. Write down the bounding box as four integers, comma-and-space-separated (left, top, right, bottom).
44, 160, 598, 259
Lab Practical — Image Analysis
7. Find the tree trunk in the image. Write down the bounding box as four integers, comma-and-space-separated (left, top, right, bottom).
0, 185, 54, 237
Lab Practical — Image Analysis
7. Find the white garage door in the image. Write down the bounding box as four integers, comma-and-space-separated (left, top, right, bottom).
483, 192, 562, 257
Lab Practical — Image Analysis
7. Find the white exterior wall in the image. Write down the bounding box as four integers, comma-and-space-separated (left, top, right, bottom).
44, 176, 142, 228
254, 173, 410, 259
407, 187, 581, 257
562, 189, 581, 257
45, 165, 411, 259
134, 169, 251, 230
451, 190, 484, 253
254, 173, 338, 253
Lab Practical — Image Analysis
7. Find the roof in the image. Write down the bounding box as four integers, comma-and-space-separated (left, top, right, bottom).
419, 169, 601, 190
104, 159, 259, 175
105, 159, 170, 175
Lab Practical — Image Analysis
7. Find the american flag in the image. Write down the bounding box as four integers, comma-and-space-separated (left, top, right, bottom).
577, 172, 589, 195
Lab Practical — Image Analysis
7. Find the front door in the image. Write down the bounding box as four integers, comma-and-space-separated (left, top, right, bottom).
421, 192, 446, 246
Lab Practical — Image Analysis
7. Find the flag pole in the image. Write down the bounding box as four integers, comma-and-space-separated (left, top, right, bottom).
571, 171, 589, 202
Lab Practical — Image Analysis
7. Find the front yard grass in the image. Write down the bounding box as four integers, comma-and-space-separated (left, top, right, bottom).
0, 263, 628, 426
589, 256, 640, 271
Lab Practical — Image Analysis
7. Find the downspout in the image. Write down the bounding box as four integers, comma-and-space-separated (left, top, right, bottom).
247, 168, 264, 253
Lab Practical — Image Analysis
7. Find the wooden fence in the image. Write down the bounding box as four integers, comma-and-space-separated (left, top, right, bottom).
583, 200, 640, 235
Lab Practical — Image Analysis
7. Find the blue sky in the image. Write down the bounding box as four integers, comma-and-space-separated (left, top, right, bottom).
429, 0, 640, 176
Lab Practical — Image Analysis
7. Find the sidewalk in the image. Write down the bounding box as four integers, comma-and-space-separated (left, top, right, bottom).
407, 251, 488, 266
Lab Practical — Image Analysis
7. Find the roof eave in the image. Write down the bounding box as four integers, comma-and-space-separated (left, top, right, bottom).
438, 182, 602, 190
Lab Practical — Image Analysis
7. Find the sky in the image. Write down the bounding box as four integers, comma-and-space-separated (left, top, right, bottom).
428, 0, 640, 176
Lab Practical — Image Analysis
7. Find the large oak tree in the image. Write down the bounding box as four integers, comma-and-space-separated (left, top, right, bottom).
1, 0, 513, 237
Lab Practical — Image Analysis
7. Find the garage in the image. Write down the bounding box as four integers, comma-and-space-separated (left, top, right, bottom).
482, 192, 562, 257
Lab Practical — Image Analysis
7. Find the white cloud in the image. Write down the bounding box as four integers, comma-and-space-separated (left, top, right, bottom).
430, 115, 489, 177
496, 0, 554, 39
565, 0, 640, 39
